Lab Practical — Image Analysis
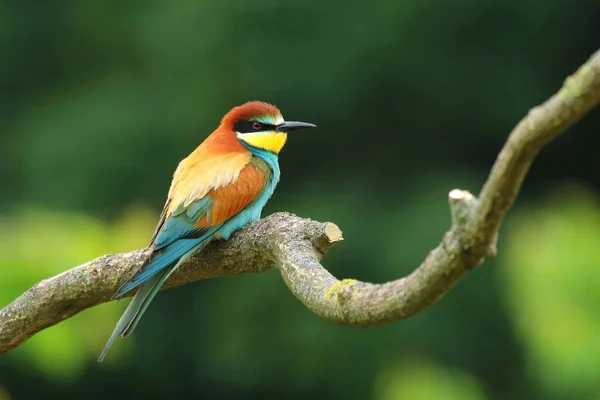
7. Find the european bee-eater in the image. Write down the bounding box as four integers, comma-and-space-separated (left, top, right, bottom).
98, 101, 315, 361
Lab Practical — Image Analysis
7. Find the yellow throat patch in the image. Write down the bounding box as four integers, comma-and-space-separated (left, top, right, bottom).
239, 131, 288, 154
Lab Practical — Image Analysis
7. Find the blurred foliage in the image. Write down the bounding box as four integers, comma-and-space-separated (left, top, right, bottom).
501, 186, 600, 400
0, 0, 599, 399
0, 207, 156, 378
373, 358, 488, 400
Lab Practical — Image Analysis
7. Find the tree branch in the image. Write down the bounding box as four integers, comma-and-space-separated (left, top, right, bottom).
0, 214, 341, 356
2, 49, 600, 357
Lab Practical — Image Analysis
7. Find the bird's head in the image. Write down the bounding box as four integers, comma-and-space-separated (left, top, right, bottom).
222, 101, 316, 154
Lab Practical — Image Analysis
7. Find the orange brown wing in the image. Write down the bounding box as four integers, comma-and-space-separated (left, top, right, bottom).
197, 161, 268, 227
115, 159, 269, 297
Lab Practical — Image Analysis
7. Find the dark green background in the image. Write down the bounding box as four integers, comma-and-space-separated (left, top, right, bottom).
1, 1, 600, 399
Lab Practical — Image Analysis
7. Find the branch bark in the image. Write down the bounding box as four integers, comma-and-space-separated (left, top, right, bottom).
2, 49, 600, 357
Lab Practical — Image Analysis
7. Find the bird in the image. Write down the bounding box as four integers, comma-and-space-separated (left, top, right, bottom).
98, 101, 315, 362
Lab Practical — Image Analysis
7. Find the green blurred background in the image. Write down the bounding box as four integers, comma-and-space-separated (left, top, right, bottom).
1, 1, 600, 399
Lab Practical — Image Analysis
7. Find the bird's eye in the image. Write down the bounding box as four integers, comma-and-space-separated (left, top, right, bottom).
252, 122, 263, 130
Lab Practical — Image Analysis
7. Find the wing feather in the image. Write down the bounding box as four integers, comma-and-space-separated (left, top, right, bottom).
114, 158, 269, 298
206, 161, 268, 225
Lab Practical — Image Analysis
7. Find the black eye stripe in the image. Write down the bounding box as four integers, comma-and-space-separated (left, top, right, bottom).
233, 120, 276, 133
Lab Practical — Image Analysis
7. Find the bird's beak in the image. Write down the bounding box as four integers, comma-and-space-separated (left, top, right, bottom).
275, 121, 316, 132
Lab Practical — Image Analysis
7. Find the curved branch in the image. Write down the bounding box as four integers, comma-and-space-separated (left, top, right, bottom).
278, 49, 600, 324
2, 49, 600, 356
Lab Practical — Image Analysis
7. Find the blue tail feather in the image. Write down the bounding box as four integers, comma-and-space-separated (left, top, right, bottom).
114, 229, 217, 299
97, 272, 164, 362
98, 239, 211, 362
120, 246, 197, 338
